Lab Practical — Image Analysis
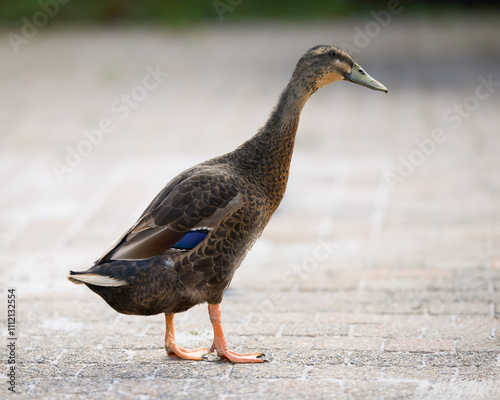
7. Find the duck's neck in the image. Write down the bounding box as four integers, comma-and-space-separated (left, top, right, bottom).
231, 78, 313, 208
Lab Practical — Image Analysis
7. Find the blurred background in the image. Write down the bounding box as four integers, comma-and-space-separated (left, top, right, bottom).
0, 0, 495, 25
1, 1, 499, 397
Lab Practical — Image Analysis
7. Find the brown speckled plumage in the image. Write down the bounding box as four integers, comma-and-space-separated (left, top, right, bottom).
68, 45, 387, 363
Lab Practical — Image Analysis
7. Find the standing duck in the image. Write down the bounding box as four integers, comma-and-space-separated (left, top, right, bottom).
68, 45, 387, 363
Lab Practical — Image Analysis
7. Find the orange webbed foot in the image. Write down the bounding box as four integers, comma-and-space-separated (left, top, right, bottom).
208, 304, 266, 363
211, 345, 265, 363
164, 313, 209, 361
166, 344, 210, 361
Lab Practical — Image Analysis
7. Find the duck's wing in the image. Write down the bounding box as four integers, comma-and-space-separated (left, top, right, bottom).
99, 169, 240, 262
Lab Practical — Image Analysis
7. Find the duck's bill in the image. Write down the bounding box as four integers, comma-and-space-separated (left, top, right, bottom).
345, 63, 388, 93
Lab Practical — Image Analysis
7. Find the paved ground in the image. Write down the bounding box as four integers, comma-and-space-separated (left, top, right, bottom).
1, 15, 500, 400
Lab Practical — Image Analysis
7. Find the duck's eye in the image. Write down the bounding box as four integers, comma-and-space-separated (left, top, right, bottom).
329, 51, 335, 56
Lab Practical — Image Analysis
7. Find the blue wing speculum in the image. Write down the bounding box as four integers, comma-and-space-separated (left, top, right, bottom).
172, 229, 209, 250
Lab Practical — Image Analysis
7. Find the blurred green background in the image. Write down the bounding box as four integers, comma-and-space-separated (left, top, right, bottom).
0, 0, 496, 26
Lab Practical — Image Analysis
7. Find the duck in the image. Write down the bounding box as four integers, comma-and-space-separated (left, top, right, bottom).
68, 45, 387, 363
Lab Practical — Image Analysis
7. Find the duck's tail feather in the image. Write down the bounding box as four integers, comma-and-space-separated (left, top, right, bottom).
68, 271, 128, 287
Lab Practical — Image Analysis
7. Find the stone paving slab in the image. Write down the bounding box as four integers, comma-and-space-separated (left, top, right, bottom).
1, 16, 500, 400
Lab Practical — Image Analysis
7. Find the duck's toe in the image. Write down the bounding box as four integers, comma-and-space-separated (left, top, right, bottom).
166, 345, 210, 361
213, 348, 266, 363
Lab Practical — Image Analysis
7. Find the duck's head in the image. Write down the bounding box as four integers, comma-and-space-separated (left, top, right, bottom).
295, 45, 388, 94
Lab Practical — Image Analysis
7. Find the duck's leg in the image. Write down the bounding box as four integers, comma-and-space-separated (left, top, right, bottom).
164, 313, 209, 360
208, 304, 264, 363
